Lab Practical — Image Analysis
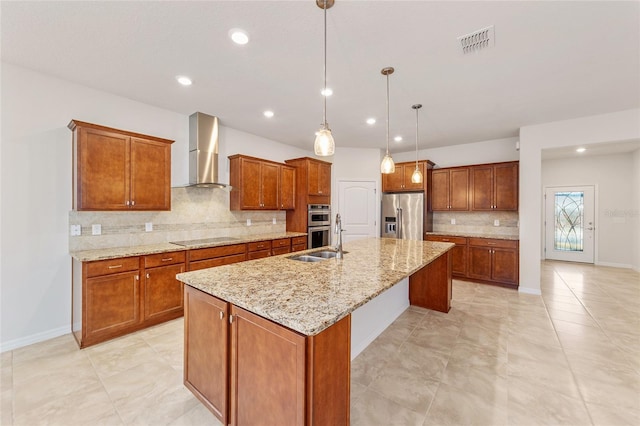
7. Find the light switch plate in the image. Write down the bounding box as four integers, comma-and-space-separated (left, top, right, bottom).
246, 219, 252, 226
450, 218, 456, 225
272, 217, 277, 225
494, 219, 500, 226
145, 222, 153, 232
70, 225, 81, 236
92, 224, 102, 235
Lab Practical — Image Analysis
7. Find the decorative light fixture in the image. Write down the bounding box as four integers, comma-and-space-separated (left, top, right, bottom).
380, 67, 395, 174
411, 104, 423, 184
314, 0, 335, 157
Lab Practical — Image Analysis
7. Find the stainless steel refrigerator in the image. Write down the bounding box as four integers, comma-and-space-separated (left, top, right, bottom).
381, 193, 424, 240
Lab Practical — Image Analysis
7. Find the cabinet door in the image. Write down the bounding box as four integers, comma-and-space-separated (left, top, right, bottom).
449, 168, 470, 210
494, 163, 518, 211
430, 169, 450, 211
491, 248, 518, 285
404, 163, 425, 191
85, 270, 140, 339
184, 286, 229, 424
467, 246, 492, 281
130, 138, 171, 210
260, 162, 279, 209
279, 166, 295, 210
144, 263, 185, 321
382, 166, 404, 192
77, 127, 130, 210
239, 158, 262, 209
470, 165, 493, 211
318, 162, 332, 196
451, 244, 468, 277
230, 305, 306, 426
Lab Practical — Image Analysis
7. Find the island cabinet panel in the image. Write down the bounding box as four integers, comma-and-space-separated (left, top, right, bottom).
69, 120, 173, 211
425, 235, 467, 277
188, 244, 247, 271
409, 251, 452, 313
184, 286, 229, 425
230, 305, 306, 426
143, 251, 186, 323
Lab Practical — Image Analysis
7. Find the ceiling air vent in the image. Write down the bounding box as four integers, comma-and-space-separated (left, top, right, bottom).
458, 25, 495, 54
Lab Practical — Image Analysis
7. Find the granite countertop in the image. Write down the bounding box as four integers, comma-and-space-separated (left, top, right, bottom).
70, 232, 307, 262
425, 231, 519, 241
177, 237, 454, 336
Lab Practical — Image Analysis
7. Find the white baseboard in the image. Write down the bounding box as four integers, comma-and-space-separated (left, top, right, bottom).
518, 286, 542, 296
1, 325, 71, 353
351, 278, 409, 360
595, 261, 633, 269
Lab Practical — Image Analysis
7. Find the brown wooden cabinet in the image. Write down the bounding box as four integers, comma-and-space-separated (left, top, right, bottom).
279, 165, 296, 210
470, 162, 518, 211
271, 238, 291, 255
382, 161, 430, 192
229, 155, 280, 210
285, 157, 333, 232
143, 251, 186, 323
429, 167, 469, 211
425, 235, 468, 277
468, 238, 519, 287
291, 236, 307, 252
183, 285, 350, 426
69, 120, 173, 211
188, 244, 247, 271
247, 240, 272, 260
409, 251, 452, 313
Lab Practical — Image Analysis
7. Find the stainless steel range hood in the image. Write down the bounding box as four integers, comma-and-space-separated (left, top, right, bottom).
188, 112, 227, 188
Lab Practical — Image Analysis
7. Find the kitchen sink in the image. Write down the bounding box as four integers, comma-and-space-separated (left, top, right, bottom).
288, 249, 348, 262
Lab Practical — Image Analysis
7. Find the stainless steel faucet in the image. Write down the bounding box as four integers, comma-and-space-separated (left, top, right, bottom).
334, 213, 345, 259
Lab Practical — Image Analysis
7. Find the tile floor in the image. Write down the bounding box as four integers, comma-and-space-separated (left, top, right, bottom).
1, 261, 638, 425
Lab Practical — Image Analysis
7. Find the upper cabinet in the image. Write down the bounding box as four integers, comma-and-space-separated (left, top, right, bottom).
382, 160, 433, 193
69, 120, 173, 211
305, 159, 331, 197
229, 155, 295, 211
429, 161, 518, 212
470, 162, 518, 211
284, 157, 332, 204
430, 167, 470, 211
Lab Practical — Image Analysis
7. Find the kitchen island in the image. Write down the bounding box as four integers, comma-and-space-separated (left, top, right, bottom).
176, 237, 453, 425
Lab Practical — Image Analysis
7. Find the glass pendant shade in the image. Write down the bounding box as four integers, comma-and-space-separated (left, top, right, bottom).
380, 154, 395, 174
314, 128, 335, 156
411, 167, 423, 183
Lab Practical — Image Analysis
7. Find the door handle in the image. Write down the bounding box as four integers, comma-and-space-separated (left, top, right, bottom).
586, 227, 594, 230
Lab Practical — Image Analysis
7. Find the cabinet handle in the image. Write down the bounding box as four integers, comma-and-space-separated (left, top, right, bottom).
442, 239, 450, 242
229, 314, 234, 324
131, 200, 135, 206
487, 242, 497, 246
146, 273, 150, 279
319, 190, 322, 194
108, 264, 123, 269
219, 311, 224, 320
125, 200, 130, 206
135, 275, 139, 280
161, 258, 173, 262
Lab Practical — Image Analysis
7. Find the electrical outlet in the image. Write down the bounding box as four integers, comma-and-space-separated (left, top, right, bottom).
92, 224, 102, 235
272, 217, 277, 225
70, 225, 81, 236
246, 219, 252, 226
145, 222, 153, 232
494, 219, 500, 226
450, 218, 456, 225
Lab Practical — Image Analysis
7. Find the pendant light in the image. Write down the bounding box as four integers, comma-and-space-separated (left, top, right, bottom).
314, 0, 335, 156
410, 104, 423, 184
380, 67, 395, 174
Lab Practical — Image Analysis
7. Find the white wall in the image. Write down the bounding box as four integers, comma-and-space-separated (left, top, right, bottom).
393, 137, 519, 167
0, 63, 311, 350
542, 153, 636, 268
633, 149, 640, 271
519, 109, 640, 294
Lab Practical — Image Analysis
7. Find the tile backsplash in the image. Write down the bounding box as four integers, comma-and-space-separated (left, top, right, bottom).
69, 187, 285, 251
433, 211, 519, 237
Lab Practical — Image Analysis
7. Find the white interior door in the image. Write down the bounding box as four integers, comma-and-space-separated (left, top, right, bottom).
337, 180, 377, 243
544, 186, 595, 263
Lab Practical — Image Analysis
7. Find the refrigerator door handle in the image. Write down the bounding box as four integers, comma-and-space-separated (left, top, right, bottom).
396, 207, 403, 239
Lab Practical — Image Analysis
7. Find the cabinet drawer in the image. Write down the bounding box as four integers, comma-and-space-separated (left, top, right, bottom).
86, 257, 140, 278
272, 246, 291, 256
292, 243, 307, 253
291, 236, 306, 246
189, 244, 247, 262
468, 238, 518, 249
248, 241, 272, 252
144, 251, 186, 268
189, 254, 247, 271
426, 235, 467, 245
272, 238, 291, 248
248, 250, 271, 260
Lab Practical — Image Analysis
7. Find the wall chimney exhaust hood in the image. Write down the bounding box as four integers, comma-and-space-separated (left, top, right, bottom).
188, 112, 228, 188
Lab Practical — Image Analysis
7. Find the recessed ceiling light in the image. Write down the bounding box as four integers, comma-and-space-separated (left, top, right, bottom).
263, 110, 274, 118
321, 88, 333, 96
394, 136, 403, 142
176, 76, 192, 86
229, 29, 249, 45
366, 118, 376, 125
576, 147, 586, 153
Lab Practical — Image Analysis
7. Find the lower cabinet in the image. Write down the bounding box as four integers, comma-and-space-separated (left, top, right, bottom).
247, 240, 272, 260
271, 237, 291, 255
143, 251, 186, 322
291, 236, 307, 252
188, 244, 247, 271
184, 285, 351, 426
425, 235, 467, 277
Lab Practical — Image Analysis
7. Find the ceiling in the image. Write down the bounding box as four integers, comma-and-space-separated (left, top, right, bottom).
2, 1, 639, 154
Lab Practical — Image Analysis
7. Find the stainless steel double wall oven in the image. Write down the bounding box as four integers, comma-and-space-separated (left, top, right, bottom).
307, 204, 331, 249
